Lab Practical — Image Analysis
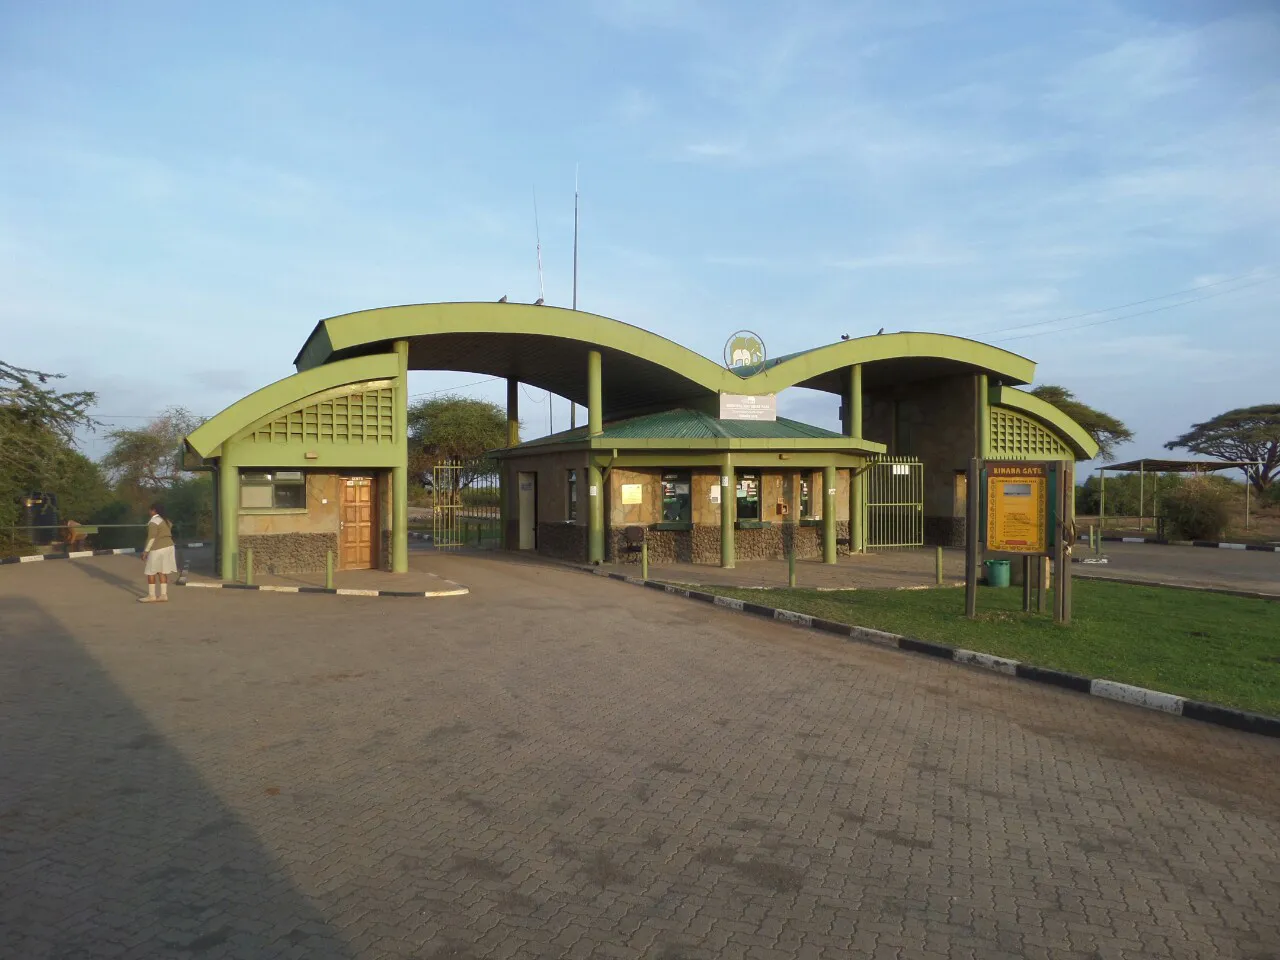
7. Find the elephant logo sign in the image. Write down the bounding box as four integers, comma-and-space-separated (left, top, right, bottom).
723, 331, 766, 372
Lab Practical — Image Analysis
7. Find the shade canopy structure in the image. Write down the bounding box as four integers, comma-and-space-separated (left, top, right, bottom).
1104, 459, 1261, 473
294, 302, 1037, 419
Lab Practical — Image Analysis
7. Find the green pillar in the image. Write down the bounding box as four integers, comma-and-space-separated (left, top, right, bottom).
587, 349, 602, 436
588, 460, 605, 563
976, 373, 990, 458
847, 364, 862, 440
392, 340, 409, 573
218, 442, 238, 581
850, 465, 865, 554
822, 464, 837, 564
504, 377, 520, 550
586, 351, 605, 564
846, 364, 863, 553
720, 453, 735, 568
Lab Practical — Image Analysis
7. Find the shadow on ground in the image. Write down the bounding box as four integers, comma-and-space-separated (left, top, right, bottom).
0, 597, 353, 958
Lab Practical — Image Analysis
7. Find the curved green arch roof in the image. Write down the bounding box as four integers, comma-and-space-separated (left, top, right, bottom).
186, 354, 400, 459
991, 385, 1099, 460
295, 302, 1035, 416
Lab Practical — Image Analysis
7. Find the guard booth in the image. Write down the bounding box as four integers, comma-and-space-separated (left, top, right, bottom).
184, 301, 1098, 578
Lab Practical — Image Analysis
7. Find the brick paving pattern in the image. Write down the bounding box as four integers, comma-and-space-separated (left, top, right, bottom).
2, 552, 1278, 959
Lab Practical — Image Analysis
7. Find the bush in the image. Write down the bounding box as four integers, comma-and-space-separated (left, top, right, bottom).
1159, 477, 1233, 541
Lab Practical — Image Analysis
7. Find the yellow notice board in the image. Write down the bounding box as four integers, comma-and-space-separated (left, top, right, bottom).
621, 484, 644, 505
986, 462, 1048, 554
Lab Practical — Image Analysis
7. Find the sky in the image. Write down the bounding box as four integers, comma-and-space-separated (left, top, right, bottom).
2, 0, 1277, 468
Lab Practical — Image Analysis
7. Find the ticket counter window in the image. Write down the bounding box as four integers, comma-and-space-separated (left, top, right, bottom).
661, 471, 691, 523
736, 473, 761, 521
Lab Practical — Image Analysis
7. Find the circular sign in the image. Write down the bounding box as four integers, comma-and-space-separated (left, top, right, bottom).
724, 330, 766, 371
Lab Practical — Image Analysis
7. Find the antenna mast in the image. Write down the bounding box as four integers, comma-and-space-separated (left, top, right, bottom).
533, 187, 546, 304
571, 166, 579, 429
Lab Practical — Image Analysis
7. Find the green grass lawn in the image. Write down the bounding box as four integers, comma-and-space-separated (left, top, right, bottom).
687, 580, 1280, 717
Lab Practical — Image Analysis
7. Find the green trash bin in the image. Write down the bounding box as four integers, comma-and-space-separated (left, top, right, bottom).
984, 559, 1011, 587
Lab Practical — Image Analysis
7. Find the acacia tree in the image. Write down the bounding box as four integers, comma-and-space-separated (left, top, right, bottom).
407, 395, 509, 502
1165, 404, 1280, 493
101, 406, 203, 490
1029, 384, 1133, 461
0, 361, 99, 533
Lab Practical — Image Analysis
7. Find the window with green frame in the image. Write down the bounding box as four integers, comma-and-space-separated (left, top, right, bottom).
240, 471, 306, 510
736, 472, 760, 521
661, 471, 691, 523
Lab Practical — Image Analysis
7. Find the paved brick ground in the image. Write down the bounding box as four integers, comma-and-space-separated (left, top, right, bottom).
2, 552, 1278, 959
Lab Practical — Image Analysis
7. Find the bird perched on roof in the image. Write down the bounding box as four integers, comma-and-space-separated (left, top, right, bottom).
534, 297, 545, 305
498, 295, 507, 303
877, 327, 885, 335
840, 334, 850, 341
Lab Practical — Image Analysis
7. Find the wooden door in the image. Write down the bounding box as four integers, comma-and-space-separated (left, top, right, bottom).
340, 477, 374, 569
518, 472, 537, 550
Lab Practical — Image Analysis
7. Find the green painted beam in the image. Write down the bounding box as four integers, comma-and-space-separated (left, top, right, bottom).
977, 373, 990, 459
230, 447, 402, 469
293, 303, 1037, 400
588, 452, 868, 470
847, 364, 862, 440
587, 461, 604, 563
186, 354, 401, 460
989, 385, 1099, 460
506, 377, 520, 447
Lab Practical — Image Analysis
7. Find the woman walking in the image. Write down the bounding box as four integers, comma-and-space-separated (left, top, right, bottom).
140, 503, 177, 603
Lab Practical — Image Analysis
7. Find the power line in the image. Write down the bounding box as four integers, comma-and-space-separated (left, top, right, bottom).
993, 277, 1275, 343
976, 272, 1267, 338
407, 376, 503, 400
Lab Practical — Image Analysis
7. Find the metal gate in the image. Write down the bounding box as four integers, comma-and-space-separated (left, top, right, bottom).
864, 456, 924, 549
431, 458, 500, 549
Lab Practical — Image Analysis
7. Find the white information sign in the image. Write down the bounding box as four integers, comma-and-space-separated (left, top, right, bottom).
719, 393, 777, 421
621, 484, 643, 505
709, 486, 721, 504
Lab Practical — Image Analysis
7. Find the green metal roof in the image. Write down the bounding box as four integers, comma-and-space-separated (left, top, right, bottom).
515, 408, 847, 448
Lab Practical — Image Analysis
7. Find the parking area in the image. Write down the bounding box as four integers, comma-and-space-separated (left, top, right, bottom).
2, 552, 1278, 959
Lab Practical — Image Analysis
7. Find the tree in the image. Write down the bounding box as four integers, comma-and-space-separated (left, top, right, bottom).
101, 407, 203, 490
1165, 404, 1280, 494
407, 395, 509, 502
1029, 384, 1133, 462
0, 361, 99, 536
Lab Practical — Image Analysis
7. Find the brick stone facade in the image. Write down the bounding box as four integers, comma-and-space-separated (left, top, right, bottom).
238, 533, 339, 575
608, 521, 850, 564
537, 523, 587, 563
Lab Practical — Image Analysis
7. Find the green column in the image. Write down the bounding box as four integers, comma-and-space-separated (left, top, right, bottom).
588, 460, 605, 563
587, 349, 602, 436
822, 464, 837, 564
847, 364, 863, 440
392, 340, 409, 573
720, 453, 735, 568
504, 377, 519, 550
846, 364, 863, 553
218, 443, 238, 581
976, 373, 990, 458
586, 351, 605, 564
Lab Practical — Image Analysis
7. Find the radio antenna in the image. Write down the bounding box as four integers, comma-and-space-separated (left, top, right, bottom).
533, 187, 546, 304
570, 166, 579, 430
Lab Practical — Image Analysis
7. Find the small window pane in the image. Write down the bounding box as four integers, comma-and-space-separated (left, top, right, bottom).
273, 482, 306, 509
240, 484, 272, 509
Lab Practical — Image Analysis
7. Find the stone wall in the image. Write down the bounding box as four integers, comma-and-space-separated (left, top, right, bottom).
239, 532, 338, 575
925, 516, 965, 548
537, 523, 587, 562
608, 522, 848, 564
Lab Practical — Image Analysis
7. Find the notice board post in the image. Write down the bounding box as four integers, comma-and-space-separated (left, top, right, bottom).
964, 458, 981, 619
978, 459, 1069, 624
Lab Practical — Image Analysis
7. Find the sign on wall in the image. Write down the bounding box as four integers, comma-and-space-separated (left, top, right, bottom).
621, 483, 644, 505
719, 393, 777, 421
985, 462, 1049, 554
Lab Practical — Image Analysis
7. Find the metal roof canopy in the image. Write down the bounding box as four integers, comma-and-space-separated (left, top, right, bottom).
295, 302, 1037, 419
1105, 458, 1261, 473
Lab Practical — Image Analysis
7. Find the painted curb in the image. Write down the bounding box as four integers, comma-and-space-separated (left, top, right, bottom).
1078, 534, 1280, 553
579, 565, 1280, 740
1, 543, 212, 566
181, 580, 469, 599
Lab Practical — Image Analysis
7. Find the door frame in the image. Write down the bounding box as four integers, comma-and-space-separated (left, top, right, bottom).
338, 473, 379, 570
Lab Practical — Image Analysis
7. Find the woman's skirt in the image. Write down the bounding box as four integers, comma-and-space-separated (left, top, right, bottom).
144, 545, 178, 575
